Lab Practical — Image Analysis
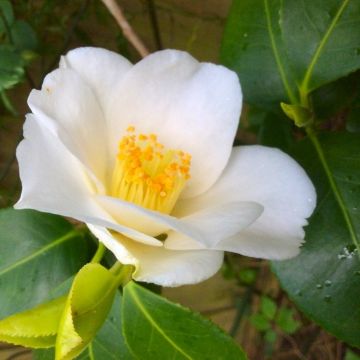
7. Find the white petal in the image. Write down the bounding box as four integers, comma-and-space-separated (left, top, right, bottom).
88, 225, 224, 287
28, 68, 108, 187
164, 201, 263, 250
15, 116, 162, 247
175, 146, 316, 259
106, 49, 242, 197
97, 195, 262, 249
60, 47, 132, 112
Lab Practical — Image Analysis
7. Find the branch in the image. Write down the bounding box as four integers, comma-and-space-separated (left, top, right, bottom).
100, 0, 150, 58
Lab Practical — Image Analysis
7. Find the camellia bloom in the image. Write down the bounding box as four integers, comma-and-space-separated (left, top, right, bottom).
15, 48, 316, 287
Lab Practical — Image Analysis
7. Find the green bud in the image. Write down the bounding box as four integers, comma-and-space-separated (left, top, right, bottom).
280, 102, 313, 128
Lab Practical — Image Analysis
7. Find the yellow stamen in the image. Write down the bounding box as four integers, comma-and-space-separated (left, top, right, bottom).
111, 126, 191, 214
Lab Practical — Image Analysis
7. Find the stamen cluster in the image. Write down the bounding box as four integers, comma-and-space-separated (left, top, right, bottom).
111, 126, 191, 214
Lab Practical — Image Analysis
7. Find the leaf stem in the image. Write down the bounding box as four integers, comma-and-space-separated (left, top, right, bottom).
229, 285, 254, 337
90, 242, 106, 263
113, 264, 134, 288
110, 261, 123, 275
306, 127, 360, 254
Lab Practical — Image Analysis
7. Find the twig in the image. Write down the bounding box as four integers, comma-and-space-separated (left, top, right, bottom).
302, 326, 321, 356
147, 0, 162, 50
275, 327, 307, 360
100, 0, 150, 58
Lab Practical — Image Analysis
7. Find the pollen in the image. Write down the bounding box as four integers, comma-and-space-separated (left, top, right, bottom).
111, 126, 192, 214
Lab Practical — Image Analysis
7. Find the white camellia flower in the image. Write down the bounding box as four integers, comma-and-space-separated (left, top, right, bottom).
15, 47, 316, 287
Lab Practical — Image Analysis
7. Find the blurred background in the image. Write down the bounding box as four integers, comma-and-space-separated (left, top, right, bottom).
0, 1, 357, 359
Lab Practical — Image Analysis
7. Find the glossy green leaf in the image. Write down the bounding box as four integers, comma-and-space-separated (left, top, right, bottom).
347, 104, 360, 133
56, 263, 117, 360
272, 132, 360, 347
0, 296, 66, 348
34, 292, 133, 360
123, 282, 246, 360
221, 0, 360, 109
258, 113, 294, 152
312, 71, 360, 120
0, 208, 91, 318
260, 297, 277, 320
281, 0, 360, 94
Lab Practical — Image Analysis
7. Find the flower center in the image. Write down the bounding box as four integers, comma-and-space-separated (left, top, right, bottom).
111, 126, 191, 214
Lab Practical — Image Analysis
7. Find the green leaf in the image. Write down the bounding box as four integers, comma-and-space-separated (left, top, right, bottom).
11, 20, 38, 51
275, 308, 301, 334
272, 132, 360, 347
258, 112, 294, 152
238, 268, 257, 285
0, 296, 66, 348
260, 296, 277, 320
56, 263, 117, 360
0, 0, 14, 33
83, 291, 133, 360
249, 313, 271, 332
282, 0, 359, 95
221, 0, 295, 108
312, 72, 360, 120
345, 350, 360, 360
347, 105, 360, 133
221, 0, 360, 109
34, 292, 133, 360
264, 329, 277, 344
0, 208, 91, 318
123, 282, 246, 360
280, 103, 313, 128
240, 106, 267, 133
0, 45, 24, 90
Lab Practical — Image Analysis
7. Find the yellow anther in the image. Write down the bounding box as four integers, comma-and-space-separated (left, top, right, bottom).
169, 163, 178, 171
110, 126, 191, 214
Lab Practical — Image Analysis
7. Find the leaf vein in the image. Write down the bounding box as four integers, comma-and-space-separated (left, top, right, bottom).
0, 230, 79, 277
128, 286, 193, 360
264, 0, 297, 103
300, 0, 351, 92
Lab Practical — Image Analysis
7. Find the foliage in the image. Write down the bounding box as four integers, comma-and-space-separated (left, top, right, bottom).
222, 0, 360, 350
1, 0, 360, 358
250, 296, 301, 355
123, 282, 246, 360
